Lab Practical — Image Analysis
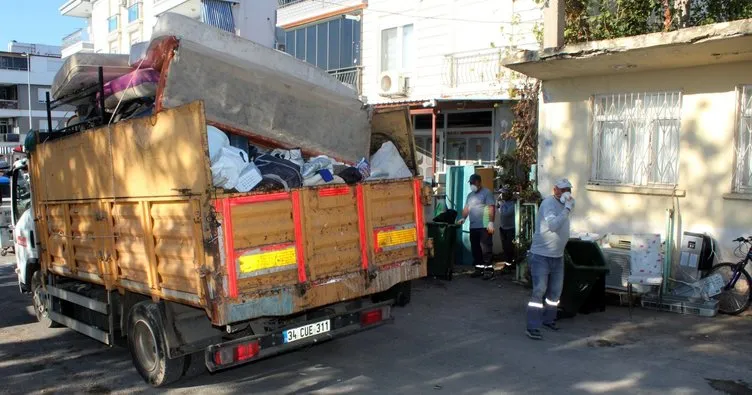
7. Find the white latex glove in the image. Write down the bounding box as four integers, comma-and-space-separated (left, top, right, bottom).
457, 218, 466, 225
486, 223, 495, 234
565, 196, 575, 211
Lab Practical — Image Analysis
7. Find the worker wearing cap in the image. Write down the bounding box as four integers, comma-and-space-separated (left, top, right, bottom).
525, 178, 575, 340
457, 174, 495, 279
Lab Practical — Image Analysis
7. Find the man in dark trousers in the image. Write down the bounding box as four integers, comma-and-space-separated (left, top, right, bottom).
457, 174, 495, 279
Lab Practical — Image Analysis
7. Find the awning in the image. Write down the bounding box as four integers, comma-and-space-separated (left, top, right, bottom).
503, 18, 752, 81
201, 0, 236, 33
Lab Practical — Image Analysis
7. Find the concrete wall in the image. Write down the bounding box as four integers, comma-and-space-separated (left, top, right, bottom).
537, 61, 751, 262
360, 0, 542, 104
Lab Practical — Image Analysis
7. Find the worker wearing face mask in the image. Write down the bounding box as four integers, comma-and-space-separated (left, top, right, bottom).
457, 174, 495, 279
525, 178, 574, 340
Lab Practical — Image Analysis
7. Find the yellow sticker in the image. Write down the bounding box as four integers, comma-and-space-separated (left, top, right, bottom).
238, 247, 297, 273
377, 228, 417, 249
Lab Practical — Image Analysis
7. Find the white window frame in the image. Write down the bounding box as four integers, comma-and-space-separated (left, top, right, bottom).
37, 88, 51, 104
590, 91, 682, 187
380, 23, 414, 74
734, 85, 752, 193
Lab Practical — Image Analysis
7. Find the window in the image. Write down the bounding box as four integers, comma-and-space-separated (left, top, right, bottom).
591, 91, 682, 187
108, 15, 119, 32
735, 85, 752, 193
0, 120, 10, 134
128, 2, 141, 23
38, 120, 48, 131
380, 24, 414, 73
109, 41, 119, 54
281, 16, 361, 72
37, 88, 51, 104
0, 56, 28, 71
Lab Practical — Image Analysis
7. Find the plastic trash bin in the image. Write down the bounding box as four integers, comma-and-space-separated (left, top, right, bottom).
427, 222, 460, 280
559, 239, 610, 317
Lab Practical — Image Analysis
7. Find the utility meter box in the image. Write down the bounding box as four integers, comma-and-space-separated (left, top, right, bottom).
676, 232, 714, 283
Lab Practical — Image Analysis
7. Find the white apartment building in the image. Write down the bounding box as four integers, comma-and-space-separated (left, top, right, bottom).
60, 0, 278, 57
277, 0, 542, 180
0, 44, 70, 150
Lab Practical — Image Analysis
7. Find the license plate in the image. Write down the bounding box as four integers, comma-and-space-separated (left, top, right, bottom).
283, 319, 331, 344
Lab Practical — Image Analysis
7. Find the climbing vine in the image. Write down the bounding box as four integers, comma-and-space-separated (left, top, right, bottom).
563, 0, 752, 44
497, 80, 542, 203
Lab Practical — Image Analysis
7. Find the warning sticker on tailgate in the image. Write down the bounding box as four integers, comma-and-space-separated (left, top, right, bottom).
375, 225, 417, 252
237, 243, 297, 277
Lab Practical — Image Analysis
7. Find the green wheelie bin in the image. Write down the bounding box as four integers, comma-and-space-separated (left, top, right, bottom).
426, 222, 460, 280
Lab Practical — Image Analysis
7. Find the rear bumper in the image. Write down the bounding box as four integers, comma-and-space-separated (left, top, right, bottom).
205, 301, 393, 372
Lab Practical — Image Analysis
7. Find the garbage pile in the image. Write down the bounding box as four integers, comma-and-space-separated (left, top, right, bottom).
208, 124, 412, 193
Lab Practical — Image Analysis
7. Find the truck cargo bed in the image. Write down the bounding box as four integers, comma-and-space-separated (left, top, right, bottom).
30, 102, 426, 327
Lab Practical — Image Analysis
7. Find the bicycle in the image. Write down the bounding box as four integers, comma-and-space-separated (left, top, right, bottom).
707, 236, 752, 315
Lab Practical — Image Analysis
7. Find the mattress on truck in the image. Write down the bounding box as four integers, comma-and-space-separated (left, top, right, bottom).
148, 13, 371, 164
29, 102, 426, 327
51, 53, 131, 100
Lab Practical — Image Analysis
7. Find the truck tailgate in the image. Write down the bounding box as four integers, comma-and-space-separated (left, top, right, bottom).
214, 178, 426, 324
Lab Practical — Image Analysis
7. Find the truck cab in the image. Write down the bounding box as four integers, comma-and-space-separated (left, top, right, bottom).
10, 158, 38, 293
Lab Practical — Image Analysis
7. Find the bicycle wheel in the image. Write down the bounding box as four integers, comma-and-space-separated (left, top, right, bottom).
708, 263, 752, 315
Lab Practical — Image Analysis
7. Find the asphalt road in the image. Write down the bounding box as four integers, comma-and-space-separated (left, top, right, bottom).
1, 259, 752, 395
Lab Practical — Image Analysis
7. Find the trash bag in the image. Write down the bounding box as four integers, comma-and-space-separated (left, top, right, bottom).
369, 141, 412, 180
433, 209, 458, 224
254, 153, 303, 191
337, 167, 363, 185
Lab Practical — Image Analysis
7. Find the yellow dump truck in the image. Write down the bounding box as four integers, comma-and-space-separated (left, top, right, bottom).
15, 102, 427, 386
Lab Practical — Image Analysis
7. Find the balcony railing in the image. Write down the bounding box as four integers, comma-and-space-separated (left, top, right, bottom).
327, 66, 362, 94
442, 48, 526, 98
278, 0, 306, 8
62, 28, 90, 50
0, 100, 18, 110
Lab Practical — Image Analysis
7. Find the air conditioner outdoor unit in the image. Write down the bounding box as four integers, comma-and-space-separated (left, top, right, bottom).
378, 71, 408, 97
602, 246, 649, 294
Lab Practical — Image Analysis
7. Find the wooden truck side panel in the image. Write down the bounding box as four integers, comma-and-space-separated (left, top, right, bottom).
30, 102, 215, 308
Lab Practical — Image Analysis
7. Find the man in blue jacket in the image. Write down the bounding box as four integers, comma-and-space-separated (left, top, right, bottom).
526, 178, 574, 340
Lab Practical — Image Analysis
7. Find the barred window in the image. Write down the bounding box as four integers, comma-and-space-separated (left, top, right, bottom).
591, 92, 682, 186
734, 85, 752, 193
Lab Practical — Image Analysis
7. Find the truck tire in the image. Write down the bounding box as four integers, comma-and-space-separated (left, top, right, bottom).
31, 271, 60, 328
394, 281, 412, 307
127, 301, 185, 387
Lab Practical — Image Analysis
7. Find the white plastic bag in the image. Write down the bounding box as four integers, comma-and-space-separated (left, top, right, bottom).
301, 156, 334, 178
235, 162, 263, 192
210, 146, 249, 190
207, 126, 229, 163
368, 141, 412, 180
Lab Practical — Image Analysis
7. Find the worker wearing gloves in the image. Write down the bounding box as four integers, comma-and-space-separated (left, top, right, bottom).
458, 174, 495, 279
525, 178, 574, 340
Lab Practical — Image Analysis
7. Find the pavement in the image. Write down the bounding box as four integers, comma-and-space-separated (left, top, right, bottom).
1, 256, 752, 395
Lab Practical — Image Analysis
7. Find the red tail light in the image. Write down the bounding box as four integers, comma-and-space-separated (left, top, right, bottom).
213, 340, 260, 366
16, 235, 27, 247
234, 341, 260, 362
360, 309, 383, 326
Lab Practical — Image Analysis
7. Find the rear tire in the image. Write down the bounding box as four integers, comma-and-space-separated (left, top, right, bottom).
709, 263, 752, 315
31, 271, 60, 328
127, 301, 185, 387
394, 281, 412, 307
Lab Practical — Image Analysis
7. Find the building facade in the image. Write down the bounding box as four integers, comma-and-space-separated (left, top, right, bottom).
505, 20, 752, 264
0, 45, 70, 149
277, 0, 543, 181
60, 0, 278, 57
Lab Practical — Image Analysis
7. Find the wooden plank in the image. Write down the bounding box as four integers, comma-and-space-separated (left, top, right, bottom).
62, 204, 76, 274
34, 102, 210, 201
139, 201, 160, 298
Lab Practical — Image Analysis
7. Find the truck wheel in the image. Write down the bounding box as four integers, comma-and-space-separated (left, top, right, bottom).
127, 301, 184, 387
31, 271, 59, 328
394, 281, 412, 307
